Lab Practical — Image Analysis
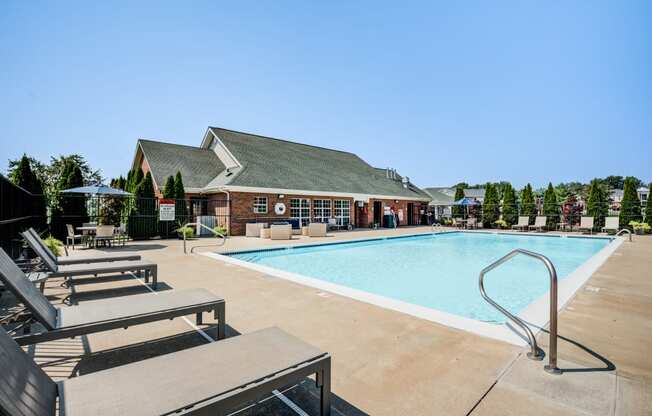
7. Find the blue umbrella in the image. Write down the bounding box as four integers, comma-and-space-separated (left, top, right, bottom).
454, 197, 479, 206
61, 185, 132, 196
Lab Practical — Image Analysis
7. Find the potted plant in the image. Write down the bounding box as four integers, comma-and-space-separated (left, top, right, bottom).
43, 235, 64, 256
629, 221, 651, 235
175, 222, 195, 240
213, 225, 227, 236
494, 219, 508, 229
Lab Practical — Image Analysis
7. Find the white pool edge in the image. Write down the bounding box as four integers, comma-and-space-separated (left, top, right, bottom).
202, 232, 623, 347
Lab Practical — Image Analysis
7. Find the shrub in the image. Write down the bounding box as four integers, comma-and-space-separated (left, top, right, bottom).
43, 235, 63, 257
162, 175, 176, 199
501, 183, 518, 226
542, 183, 559, 229
176, 225, 195, 239
482, 183, 500, 227
620, 178, 642, 228
586, 179, 608, 228
629, 221, 651, 234
494, 219, 508, 229
520, 184, 536, 223
213, 225, 227, 236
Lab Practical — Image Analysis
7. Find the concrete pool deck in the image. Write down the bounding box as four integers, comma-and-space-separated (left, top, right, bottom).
2, 226, 650, 415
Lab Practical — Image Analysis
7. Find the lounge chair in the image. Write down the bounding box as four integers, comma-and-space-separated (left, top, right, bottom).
528, 216, 547, 232
308, 222, 328, 237
22, 231, 158, 289
27, 228, 141, 265
466, 218, 477, 230
93, 225, 115, 248
579, 216, 595, 234
270, 224, 292, 240
0, 326, 330, 416
511, 216, 529, 231
601, 217, 619, 234
0, 248, 225, 345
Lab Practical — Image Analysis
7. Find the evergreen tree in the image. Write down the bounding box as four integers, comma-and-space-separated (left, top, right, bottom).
126, 169, 134, 191
501, 183, 518, 226
586, 179, 608, 228
620, 177, 642, 228
174, 171, 188, 220
174, 171, 185, 200
645, 183, 652, 227
482, 183, 500, 227
51, 161, 88, 238
542, 182, 559, 229
452, 186, 465, 218
520, 184, 536, 224
9, 154, 48, 230
131, 168, 144, 192
137, 172, 155, 198
162, 175, 176, 198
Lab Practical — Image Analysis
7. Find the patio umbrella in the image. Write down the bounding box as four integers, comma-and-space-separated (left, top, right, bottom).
61, 185, 132, 196
453, 197, 480, 219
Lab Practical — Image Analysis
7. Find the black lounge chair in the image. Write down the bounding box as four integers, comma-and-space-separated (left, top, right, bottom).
27, 228, 141, 265
22, 231, 158, 289
0, 248, 225, 345
0, 326, 331, 416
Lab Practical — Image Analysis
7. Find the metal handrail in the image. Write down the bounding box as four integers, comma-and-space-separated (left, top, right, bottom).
432, 223, 443, 233
616, 228, 633, 242
183, 222, 227, 254
479, 248, 561, 374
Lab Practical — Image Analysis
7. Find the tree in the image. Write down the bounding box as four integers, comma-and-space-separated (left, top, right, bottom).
452, 186, 465, 217
162, 175, 176, 199
129, 172, 157, 239
520, 184, 536, 224
542, 182, 559, 229
482, 183, 500, 227
174, 171, 188, 220
501, 183, 518, 226
645, 183, 652, 227
601, 175, 624, 190
561, 195, 582, 226
620, 177, 642, 228
586, 179, 608, 228
9, 154, 48, 230
50, 161, 88, 238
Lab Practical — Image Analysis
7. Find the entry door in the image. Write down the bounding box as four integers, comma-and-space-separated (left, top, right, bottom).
373, 201, 383, 226
407, 203, 414, 226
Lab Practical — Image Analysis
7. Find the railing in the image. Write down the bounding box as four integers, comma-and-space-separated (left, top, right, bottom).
431, 223, 444, 233
479, 249, 561, 375
616, 228, 633, 242
183, 222, 227, 254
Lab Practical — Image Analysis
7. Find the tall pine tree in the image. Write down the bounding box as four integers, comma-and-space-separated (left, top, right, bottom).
586, 179, 608, 228
620, 177, 642, 228
520, 184, 536, 224
501, 183, 518, 226
645, 183, 652, 227
162, 175, 176, 198
482, 183, 500, 227
542, 182, 559, 229
452, 186, 465, 218
9, 154, 48, 231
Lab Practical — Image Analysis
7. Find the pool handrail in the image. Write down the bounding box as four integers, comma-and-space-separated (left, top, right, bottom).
478, 248, 561, 375
616, 228, 632, 242
183, 222, 227, 254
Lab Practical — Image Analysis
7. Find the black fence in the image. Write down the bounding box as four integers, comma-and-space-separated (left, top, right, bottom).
0, 175, 45, 258
53, 194, 230, 240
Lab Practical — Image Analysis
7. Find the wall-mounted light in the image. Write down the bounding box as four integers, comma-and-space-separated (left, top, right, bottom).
394, 200, 399, 204
278, 194, 285, 199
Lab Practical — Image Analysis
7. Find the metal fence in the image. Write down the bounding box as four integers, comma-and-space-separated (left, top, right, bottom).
0, 175, 45, 257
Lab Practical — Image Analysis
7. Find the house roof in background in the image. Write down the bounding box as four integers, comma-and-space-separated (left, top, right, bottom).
138, 139, 225, 189
136, 128, 430, 200
424, 188, 454, 205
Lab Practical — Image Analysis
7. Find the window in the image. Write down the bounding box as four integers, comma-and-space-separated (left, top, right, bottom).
253, 197, 267, 214
313, 199, 331, 223
334, 200, 350, 226
290, 198, 310, 225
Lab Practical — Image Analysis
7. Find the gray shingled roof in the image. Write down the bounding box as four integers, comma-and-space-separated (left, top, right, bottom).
138, 139, 225, 189
424, 188, 454, 205
209, 128, 430, 199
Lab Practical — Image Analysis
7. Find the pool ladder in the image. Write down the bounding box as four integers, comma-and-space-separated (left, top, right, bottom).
183, 222, 227, 254
479, 249, 561, 375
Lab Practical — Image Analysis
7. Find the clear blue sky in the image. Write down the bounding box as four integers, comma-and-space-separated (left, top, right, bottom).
1, 1, 650, 189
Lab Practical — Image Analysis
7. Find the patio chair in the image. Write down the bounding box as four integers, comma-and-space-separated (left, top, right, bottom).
65, 224, 84, 250
0, 326, 331, 416
579, 216, 595, 234
0, 247, 225, 345
27, 228, 141, 265
453, 218, 464, 229
511, 216, 529, 231
308, 222, 328, 237
114, 222, 128, 246
601, 217, 619, 234
466, 218, 477, 229
94, 225, 115, 248
22, 231, 158, 289
528, 216, 547, 232
270, 224, 292, 240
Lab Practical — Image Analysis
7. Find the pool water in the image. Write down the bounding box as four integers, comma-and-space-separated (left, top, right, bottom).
227, 232, 610, 323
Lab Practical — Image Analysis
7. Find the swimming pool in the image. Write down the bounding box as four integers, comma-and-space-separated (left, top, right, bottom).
211, 232, 619, 343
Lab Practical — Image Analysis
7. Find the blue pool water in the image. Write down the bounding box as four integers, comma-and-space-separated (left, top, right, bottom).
227, 232, 610, 323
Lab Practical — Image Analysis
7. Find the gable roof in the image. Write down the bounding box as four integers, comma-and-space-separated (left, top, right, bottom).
424, 188, 454, 205
138, 139, 225, 189
205, 128, 430, 199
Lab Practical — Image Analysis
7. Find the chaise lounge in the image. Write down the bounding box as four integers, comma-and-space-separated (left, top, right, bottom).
512, 216, 529, 231
0, 248, 225, 345
601, 216, 619, 234
0, 326, 331, 416
22, 231, 158, 289
579, 216, 595, 234
528, 216, 547, 232
27, 228, 141, 265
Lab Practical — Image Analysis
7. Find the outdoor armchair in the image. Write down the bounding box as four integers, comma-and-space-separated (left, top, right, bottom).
528, 216, 547, 232
511, 216, 529, 231
601, 217, 619, 234
270, 224, 292, 240
579, 217, 595, 234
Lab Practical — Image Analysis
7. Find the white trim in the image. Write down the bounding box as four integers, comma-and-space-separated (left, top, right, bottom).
208, 129, 242, 168
202, 232, 622, 347
202, 184, 431, 202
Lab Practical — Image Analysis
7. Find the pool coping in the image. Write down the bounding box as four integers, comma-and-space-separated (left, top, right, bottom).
202, 231, 623, 347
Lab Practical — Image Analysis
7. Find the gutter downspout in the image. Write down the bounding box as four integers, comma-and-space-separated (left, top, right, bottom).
216, 187, 231, 236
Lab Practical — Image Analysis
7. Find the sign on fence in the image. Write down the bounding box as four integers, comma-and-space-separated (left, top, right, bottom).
159, 199, 175, 221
